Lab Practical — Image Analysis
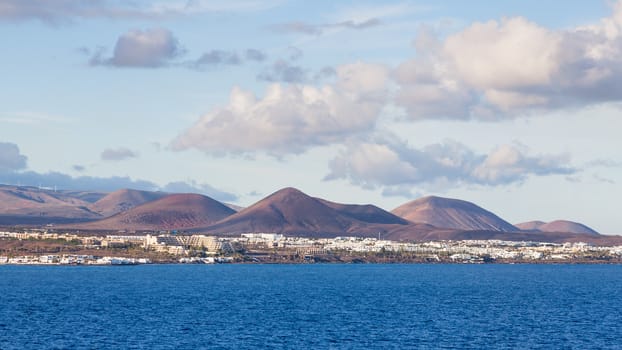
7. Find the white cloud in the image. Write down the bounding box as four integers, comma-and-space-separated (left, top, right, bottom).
91, 28, 183, 68
324, 142, 419, 189
482, 90, 549, 112
471, 144, 573, 184
324, 138, 576, 193
336, 62, 389, 94
394, 2, 622, 119
443, 17, 560, 90
173, 62, 389, 156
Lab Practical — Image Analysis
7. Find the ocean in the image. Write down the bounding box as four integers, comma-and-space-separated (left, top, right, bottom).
1, 264, 621, 349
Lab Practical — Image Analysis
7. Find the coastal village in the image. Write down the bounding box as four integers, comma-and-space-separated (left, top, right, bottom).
2, 230, 622, 265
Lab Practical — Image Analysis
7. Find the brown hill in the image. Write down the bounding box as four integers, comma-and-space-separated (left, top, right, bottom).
540, 220, 599, 235
0, 185, 100, 219
515, 220, 599, 235
201, 187, 411, 237
391, 196, 517, 232
71, 193, 236, 231
514, 221, 546, 231
88, 188, 167, 217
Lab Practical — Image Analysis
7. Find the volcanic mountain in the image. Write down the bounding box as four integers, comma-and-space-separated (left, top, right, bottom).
391, 196, 517, 232
201, 187, 412, 237
72, 193, 236, 231
514, 221, 546, 231
88, 188, 167, 217
0, 185, 101, 220
515, 220, 599, 235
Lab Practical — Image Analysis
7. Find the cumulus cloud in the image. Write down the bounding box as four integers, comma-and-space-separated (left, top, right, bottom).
91, 28, 183, 68
101, 148, 138, 161
471, 144, 574, 184
395, 2, 622, 119
173, 62, 389, 156
0, 142, 27, 171
324, 138, 575, 193
444, 17, 560, 90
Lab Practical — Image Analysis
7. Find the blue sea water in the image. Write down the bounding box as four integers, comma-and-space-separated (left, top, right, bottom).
1, 264, 621, 349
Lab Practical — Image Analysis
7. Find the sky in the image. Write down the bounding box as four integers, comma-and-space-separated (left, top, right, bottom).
1, 0, 621, 233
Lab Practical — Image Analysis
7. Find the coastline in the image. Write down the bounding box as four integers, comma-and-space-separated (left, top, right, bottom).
3, 230, 622, 266
2, 254, 622, 266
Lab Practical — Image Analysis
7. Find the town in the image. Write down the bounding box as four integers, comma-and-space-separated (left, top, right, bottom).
2, 229, 622, 265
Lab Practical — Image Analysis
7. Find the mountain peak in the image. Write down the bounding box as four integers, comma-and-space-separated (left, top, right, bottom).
268, 187, 307, 198
392, 196, 517, 232
74, 193, 236, 231
89, 188, 166, 217
410, 196, 478, 209
202, 189, 409, 236
514, 221, 547, 231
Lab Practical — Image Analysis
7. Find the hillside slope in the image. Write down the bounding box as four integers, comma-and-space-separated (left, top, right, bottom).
72, 193, 236, 231
201, 188, 412, 237
88, 189, 167, 217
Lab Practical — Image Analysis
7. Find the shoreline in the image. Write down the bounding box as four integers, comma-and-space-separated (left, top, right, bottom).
3, 257, 622, 266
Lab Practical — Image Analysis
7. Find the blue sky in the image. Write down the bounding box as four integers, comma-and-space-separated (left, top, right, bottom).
1, 0, 621, 233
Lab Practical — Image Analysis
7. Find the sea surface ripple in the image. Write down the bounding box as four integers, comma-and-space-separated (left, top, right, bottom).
1, 264, 621, 349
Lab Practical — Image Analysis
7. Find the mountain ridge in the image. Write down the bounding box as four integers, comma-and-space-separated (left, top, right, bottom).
200, 187, 413, 237
65, 193, 236, 231
88, 188, 167, 217
0, 183, 608, 242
